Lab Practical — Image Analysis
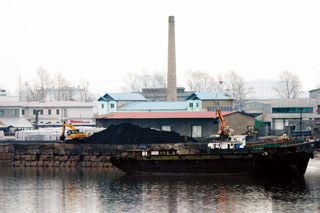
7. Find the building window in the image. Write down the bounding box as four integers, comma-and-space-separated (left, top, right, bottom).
40, 109, 43, 115
272, 107, 313, 113
22, 109, 25, 115
101, 103, 104, 109
57, 109, 60, 115
196, 103, 199, 108
111, 103, 115, 109
189, 103, 193, 108
0, 110, 3, 115
33, 109, 36, 115
12, 109, 17, 115
48, 109, 51, 115
161, 125, 171, 131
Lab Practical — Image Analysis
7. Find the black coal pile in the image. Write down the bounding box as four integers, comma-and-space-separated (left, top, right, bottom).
87, 123, 196, 144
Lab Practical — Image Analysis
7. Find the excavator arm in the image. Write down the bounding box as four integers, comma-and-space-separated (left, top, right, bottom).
214, 95, 231, 140
216, 106, 225, 134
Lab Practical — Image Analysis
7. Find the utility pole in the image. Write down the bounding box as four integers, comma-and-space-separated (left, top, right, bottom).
34, 110, 41, 130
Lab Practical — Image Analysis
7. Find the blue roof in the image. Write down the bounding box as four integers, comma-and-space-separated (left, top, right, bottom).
101, 93, 146, 101
119, 101, 188, 111
186, 92, 231, 100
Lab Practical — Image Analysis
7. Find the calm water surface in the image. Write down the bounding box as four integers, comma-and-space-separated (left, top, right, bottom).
1, 158, 320, 213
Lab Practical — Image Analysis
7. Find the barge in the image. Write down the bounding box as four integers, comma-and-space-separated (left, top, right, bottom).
110, 137, 320, 177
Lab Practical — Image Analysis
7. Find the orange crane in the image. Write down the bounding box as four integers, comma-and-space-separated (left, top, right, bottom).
60, 121, 87, 141
214, 96, 233, 140
216, 105, 227, 139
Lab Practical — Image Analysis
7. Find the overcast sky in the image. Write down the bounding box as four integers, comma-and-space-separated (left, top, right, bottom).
1, 0, 320, 96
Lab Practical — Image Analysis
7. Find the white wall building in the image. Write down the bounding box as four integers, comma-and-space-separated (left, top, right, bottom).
0, 101, 95, 127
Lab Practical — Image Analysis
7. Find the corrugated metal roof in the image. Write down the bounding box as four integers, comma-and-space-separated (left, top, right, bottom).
99, 111, 236, 119
186, 92, 231, 100
118, 101, 188, 111
104, 93, 146, 101
0, 118, 33, 128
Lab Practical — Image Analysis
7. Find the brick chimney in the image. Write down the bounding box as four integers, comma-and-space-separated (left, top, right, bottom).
167, 16, 177, 101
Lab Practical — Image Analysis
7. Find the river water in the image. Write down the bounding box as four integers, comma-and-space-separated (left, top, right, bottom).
1, 158, 320, 213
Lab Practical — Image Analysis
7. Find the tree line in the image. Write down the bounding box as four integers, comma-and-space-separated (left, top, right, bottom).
123, 69, 304, 110
19, 67, 92, 102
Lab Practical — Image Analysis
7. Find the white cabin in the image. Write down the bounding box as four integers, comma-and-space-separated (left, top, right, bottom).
208, 135, 246, 149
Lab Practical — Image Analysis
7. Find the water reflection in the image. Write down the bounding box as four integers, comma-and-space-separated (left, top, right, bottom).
0, 159, 320, 213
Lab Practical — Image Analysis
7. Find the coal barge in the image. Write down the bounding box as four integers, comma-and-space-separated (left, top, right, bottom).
110, 105, 319, 177
110, 137, 320, 177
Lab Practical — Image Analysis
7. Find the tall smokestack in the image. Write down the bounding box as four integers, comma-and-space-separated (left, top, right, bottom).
167, 16, 177, 101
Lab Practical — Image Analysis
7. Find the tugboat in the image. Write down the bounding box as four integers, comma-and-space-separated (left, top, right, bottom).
110, 105, 320, 177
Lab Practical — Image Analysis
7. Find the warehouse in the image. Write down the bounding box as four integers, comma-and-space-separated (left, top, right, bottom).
96, 111, 254, 138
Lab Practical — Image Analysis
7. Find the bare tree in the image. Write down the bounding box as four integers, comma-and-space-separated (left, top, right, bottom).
35, 67, 51, 101
186, 70, 216, 92
224, 71, 249, 110
123, 70, 168, 92
54, 72, 71, 101
123, 72, 140, 92
150, 71, 167, 88
78, 78, 91, 102
274, 71, 302, 98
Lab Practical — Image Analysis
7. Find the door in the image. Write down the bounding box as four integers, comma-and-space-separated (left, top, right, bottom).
192, 125, 202, 138
161, 125, 171, 132
274, 119, 284, 130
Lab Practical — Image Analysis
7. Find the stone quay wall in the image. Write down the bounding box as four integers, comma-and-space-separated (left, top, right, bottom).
0, 142, 201, 168
0, 143, 136, 168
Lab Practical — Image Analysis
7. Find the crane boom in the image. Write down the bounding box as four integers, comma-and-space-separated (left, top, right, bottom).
216, 105, 225, 134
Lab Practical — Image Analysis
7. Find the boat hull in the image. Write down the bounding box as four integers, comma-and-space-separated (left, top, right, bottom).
110, 141, 318, 177
110, 153, 312, 177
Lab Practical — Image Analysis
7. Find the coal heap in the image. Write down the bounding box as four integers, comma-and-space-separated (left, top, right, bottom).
87, 123, 195, 144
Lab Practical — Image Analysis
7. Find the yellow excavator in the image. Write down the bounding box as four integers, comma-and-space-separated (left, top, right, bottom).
59, 121, 87, 142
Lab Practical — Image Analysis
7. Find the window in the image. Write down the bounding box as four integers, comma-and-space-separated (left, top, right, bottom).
33, 109, 36, 115
12, 109, 17, 115
189, 102, 193, 108
0, 110, 3, 115
40, 109, 43, 115
161, 125, 171, 132
56, 109, 60, 115
272, 107, 313, 113
196, 103, 199, 108
111, 103, 115, 109
101, 103, 104, 109
48, 109, 51, 115
22, 109, 25, 115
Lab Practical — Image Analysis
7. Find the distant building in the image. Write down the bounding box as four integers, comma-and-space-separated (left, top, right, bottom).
97, 93, 147, 115
0, 101, 94, 129
263, 98, 320, 136
186, 92, 233, 111
140, 87, 194, 101
309, 88, 320, 99
0, 89, 7, 96
243, 99, 271, 117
